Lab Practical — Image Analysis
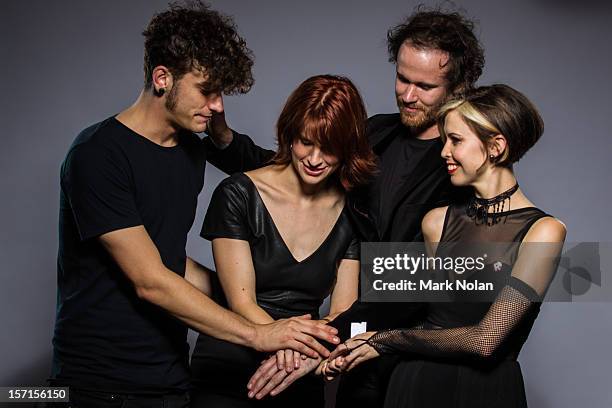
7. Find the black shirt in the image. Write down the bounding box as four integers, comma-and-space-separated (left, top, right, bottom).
368, 131, 440, 238
52, 117, 206, 393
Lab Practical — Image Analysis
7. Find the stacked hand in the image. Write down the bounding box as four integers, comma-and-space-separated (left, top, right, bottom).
247, 331, 381, 399
274, 348, 307, 372
247, 353, 322, 399
252, 314, 340, 359
323, 331, 380, 379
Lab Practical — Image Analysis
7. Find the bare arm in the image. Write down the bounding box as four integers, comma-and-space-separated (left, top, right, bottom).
212, 238, 275, 325
324, 259, 359, 321
99, 226, 338, 357
99, 226, 257, 345
185, 257, 213, 296
421, 206, 448, 256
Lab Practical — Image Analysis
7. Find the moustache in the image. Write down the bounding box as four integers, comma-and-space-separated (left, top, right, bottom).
397, 99, 423, 109
399, 103, 424, 112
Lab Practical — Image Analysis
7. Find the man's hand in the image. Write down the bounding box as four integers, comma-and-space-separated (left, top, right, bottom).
251, 314, 339, 359
207, 111, 233, 147
247, 354, 322, 399
272, 319, 332, 372
327, 331, 380, 372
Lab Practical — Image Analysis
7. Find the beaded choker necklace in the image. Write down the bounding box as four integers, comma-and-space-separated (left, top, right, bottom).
467, 183, 519, 226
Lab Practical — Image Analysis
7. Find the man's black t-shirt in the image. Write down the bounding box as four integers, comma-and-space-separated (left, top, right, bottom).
368, 130, 440, 238
52, 117, 206, 393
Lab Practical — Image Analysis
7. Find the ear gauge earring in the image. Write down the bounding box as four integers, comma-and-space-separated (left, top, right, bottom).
154, 88, 166, 97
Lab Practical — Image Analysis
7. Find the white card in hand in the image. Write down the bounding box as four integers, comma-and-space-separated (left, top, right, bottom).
350, 322, 367, 337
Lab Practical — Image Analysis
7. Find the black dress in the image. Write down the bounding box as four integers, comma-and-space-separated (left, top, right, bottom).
190, 173, 359, 408
370, 203, 551, 408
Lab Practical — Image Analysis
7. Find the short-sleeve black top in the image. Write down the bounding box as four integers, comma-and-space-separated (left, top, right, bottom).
200, 173, 359, 319
52, 117, 206, 393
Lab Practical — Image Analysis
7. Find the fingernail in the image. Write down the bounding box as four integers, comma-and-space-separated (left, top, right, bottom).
248, 392, 254, 398
333, 337, 340, 343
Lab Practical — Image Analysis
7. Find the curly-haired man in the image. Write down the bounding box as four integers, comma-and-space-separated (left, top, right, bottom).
48, 3, 338, 407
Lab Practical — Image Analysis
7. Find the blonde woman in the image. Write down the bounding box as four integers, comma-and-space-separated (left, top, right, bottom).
323, 84, 566, 408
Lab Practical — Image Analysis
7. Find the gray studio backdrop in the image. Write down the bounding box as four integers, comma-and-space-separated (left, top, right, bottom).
1, 0, 611, 407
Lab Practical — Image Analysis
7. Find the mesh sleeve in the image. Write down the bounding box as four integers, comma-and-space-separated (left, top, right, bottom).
368, 240, 563, 358
368, 278, 533, 358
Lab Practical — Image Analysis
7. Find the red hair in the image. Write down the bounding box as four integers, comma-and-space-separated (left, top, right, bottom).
273, 75, 376, 191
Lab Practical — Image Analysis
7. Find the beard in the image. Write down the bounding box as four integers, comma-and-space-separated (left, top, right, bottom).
397, 98, 446, 134
163, 82, 203, 132
164, 81, 180, 112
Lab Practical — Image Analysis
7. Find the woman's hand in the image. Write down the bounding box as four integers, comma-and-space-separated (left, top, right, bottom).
327, 331, 380, 373
275, 348, 307, 372
317, 354, 345, 381
247, 354, 321, 399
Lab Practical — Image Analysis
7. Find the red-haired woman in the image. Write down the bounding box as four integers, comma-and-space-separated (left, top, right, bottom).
190, 75, 376, 407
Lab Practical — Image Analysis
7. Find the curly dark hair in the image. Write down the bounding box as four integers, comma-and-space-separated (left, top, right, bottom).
142, 1, 254, 94
387, 5, 485, 94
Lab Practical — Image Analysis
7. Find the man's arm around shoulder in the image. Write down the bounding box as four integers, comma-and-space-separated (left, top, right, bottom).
203, 112, 275, 174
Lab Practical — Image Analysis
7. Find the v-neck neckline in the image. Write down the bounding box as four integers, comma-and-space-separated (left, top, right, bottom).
242, 173, 345, 264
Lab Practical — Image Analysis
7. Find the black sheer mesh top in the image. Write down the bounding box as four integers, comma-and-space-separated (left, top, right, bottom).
426, 204, 548, 330
368, 202, 553, 363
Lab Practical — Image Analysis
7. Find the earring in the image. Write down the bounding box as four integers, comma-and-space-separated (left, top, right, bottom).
154, 87, 166, 97
489, 154, 495, 159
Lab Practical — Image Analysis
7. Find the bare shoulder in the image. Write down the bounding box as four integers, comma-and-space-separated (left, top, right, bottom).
523, 216, 567, 243
244, 165, 269, 182
422, 206, 449, 243
245, 165, 277, 190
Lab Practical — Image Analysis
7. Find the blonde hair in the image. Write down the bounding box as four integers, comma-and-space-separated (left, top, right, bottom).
437, 84, 544, 167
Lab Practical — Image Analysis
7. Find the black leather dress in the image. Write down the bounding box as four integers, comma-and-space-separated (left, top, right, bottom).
190, 173, 359, 408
